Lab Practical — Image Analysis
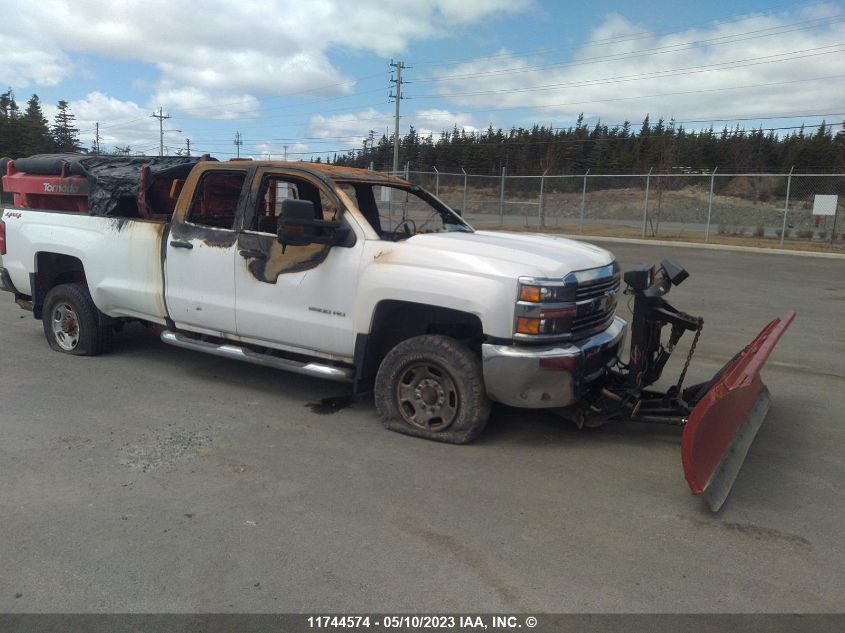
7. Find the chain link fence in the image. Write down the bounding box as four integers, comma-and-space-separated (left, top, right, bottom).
402, 168, 845, 248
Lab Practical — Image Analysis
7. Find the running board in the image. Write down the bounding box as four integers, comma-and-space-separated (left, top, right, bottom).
160, 330, 354, 383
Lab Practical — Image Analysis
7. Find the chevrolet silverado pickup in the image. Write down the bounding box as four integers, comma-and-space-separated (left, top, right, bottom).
1, 154, 794, 509
0, 154, 624, 444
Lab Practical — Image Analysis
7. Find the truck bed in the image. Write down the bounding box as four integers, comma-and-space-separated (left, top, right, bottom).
1, 154, 204, 218
2, 208, 169, 323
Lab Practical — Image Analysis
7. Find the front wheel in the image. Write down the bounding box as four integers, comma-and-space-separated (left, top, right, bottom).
375, 334, 491, 444
42, 283, 113, 356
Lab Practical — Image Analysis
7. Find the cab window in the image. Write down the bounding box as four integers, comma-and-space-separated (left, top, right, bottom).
251, 174, 337, 234
186, 171, 246, 230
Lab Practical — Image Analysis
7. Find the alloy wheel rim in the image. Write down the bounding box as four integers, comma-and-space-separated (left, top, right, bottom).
395, 362, 459, 432
51, 303, 80, 350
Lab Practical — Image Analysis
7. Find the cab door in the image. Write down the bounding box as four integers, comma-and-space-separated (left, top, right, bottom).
164, 167, 250, 335
233, 168, 362, 358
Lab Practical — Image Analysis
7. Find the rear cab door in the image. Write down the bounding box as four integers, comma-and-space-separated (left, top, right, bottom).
164, 163, 254, 335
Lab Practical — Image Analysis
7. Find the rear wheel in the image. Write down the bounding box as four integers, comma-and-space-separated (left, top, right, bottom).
375, 334, 490, 444
42, 283, 113, 356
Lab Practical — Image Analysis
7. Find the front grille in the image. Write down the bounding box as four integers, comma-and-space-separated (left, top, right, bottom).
575, 275, 620, 301
570, 266, 620, 339
514, 262, 620, 343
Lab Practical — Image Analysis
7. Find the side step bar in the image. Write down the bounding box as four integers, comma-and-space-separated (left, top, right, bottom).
160, 330, 354, 383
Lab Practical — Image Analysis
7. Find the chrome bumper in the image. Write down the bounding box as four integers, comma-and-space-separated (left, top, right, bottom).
481, 316, 627, 408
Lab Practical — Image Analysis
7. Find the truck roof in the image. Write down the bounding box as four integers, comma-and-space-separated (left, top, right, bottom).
220, 159, 410, 185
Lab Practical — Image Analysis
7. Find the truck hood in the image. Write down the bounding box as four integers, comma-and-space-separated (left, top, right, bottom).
400, 230, 615, 278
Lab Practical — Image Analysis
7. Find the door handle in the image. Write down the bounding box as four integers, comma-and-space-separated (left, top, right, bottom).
239, 249, 267, 260
170, 240, 193, 249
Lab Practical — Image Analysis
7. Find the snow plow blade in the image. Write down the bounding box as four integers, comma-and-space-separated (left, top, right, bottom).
681, 311, 796, 512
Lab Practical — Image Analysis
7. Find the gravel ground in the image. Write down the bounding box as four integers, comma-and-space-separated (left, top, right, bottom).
0, 241, 843, 613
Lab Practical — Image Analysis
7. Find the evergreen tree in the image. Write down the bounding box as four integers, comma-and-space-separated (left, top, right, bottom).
0, 88, 22, 157
51, 100, 82, 152
21, 94, 52, 155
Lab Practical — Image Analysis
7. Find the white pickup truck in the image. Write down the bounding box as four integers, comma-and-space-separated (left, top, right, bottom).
1, 154, 797, 509
0, 154, 624, 444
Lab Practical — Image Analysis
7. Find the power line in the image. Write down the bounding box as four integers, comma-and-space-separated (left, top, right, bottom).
389, 60, 409, 175
418, 44, 845, 98
170, 113, 845, 149
414, 1, 838, 67
400, 73, 845, 117
423, 17, 845, 85
142, 15, 844, 126
150, 107, 171, 157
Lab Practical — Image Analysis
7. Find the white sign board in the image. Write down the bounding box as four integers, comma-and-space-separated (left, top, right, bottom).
813, 194, 838, 216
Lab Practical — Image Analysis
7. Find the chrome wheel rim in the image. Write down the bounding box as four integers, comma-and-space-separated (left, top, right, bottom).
396, 362, 459, 432
51, 303, 80, 350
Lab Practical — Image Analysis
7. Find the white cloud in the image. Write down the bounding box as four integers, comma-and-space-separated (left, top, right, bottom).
0, 0, 530, 113
0, 34, 70, 87
250, 142, 310, 160
40, 92, 178, 154
309, 108, 394, 141
148, 86, 261, 120
432, 5, 845, 124
414, 109, 481, 136
308, 107, 481, 146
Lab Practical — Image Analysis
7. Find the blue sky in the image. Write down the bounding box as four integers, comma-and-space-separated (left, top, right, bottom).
2, 0, 843, 163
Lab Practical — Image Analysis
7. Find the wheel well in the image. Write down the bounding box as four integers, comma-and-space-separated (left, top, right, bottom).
354, 300, 484, 393
33, 253, 87, 318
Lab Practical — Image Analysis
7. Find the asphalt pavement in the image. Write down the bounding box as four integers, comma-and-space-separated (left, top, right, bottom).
1, 241, 843, 612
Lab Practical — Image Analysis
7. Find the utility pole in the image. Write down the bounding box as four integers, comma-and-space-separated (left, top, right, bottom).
389, 60, 409, 176
185, 139, 191, 157
151, 107, 171, 157
234, 131, 243, 158
94, 122, 101, 154
283, 145, 288, 161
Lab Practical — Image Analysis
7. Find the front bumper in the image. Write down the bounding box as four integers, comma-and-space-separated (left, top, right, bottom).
481, 316, 627, 408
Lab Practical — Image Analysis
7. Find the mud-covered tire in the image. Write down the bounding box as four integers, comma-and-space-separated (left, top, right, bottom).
375, 334, 491, 444
42, 283, 113, 356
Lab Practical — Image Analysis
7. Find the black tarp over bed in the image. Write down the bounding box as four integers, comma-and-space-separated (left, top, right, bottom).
8, 154, 214, 216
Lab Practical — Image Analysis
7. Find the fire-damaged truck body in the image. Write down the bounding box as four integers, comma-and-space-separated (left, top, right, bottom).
0, 153, 794, 510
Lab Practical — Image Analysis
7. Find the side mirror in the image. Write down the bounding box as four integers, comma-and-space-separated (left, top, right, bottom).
277, 199, 352, 247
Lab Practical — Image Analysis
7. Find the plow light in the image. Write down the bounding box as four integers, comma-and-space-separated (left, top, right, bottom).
623, 264, 655, 291
661, 258, 689, 286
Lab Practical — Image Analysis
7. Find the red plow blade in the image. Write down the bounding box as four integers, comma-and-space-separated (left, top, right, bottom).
681, 311, 796, 511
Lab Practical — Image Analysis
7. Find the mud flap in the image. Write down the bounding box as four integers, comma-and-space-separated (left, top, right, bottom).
681, 311, 796, 511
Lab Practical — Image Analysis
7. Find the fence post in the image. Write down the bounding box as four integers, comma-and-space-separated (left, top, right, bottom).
433, 166, 440, 197
461, 168, 468, 216
705, 167, 717, 242
404, 162, 409, 179
779, 166, 794, 248
579, 169, 590, 234
641, 167, 653, 238
499, 165, 506, 226
539, 169, 548, 228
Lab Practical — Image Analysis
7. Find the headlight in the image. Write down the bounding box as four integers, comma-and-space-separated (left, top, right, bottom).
515, 306, 576, 335
515, 280, 577, 337
517, 283, 573, 303
515, 265, 619, 342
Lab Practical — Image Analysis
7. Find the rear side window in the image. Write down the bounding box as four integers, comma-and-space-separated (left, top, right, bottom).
186, 171, 246, 229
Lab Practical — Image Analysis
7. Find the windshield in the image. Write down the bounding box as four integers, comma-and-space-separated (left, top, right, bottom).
336, 182, 473, 240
